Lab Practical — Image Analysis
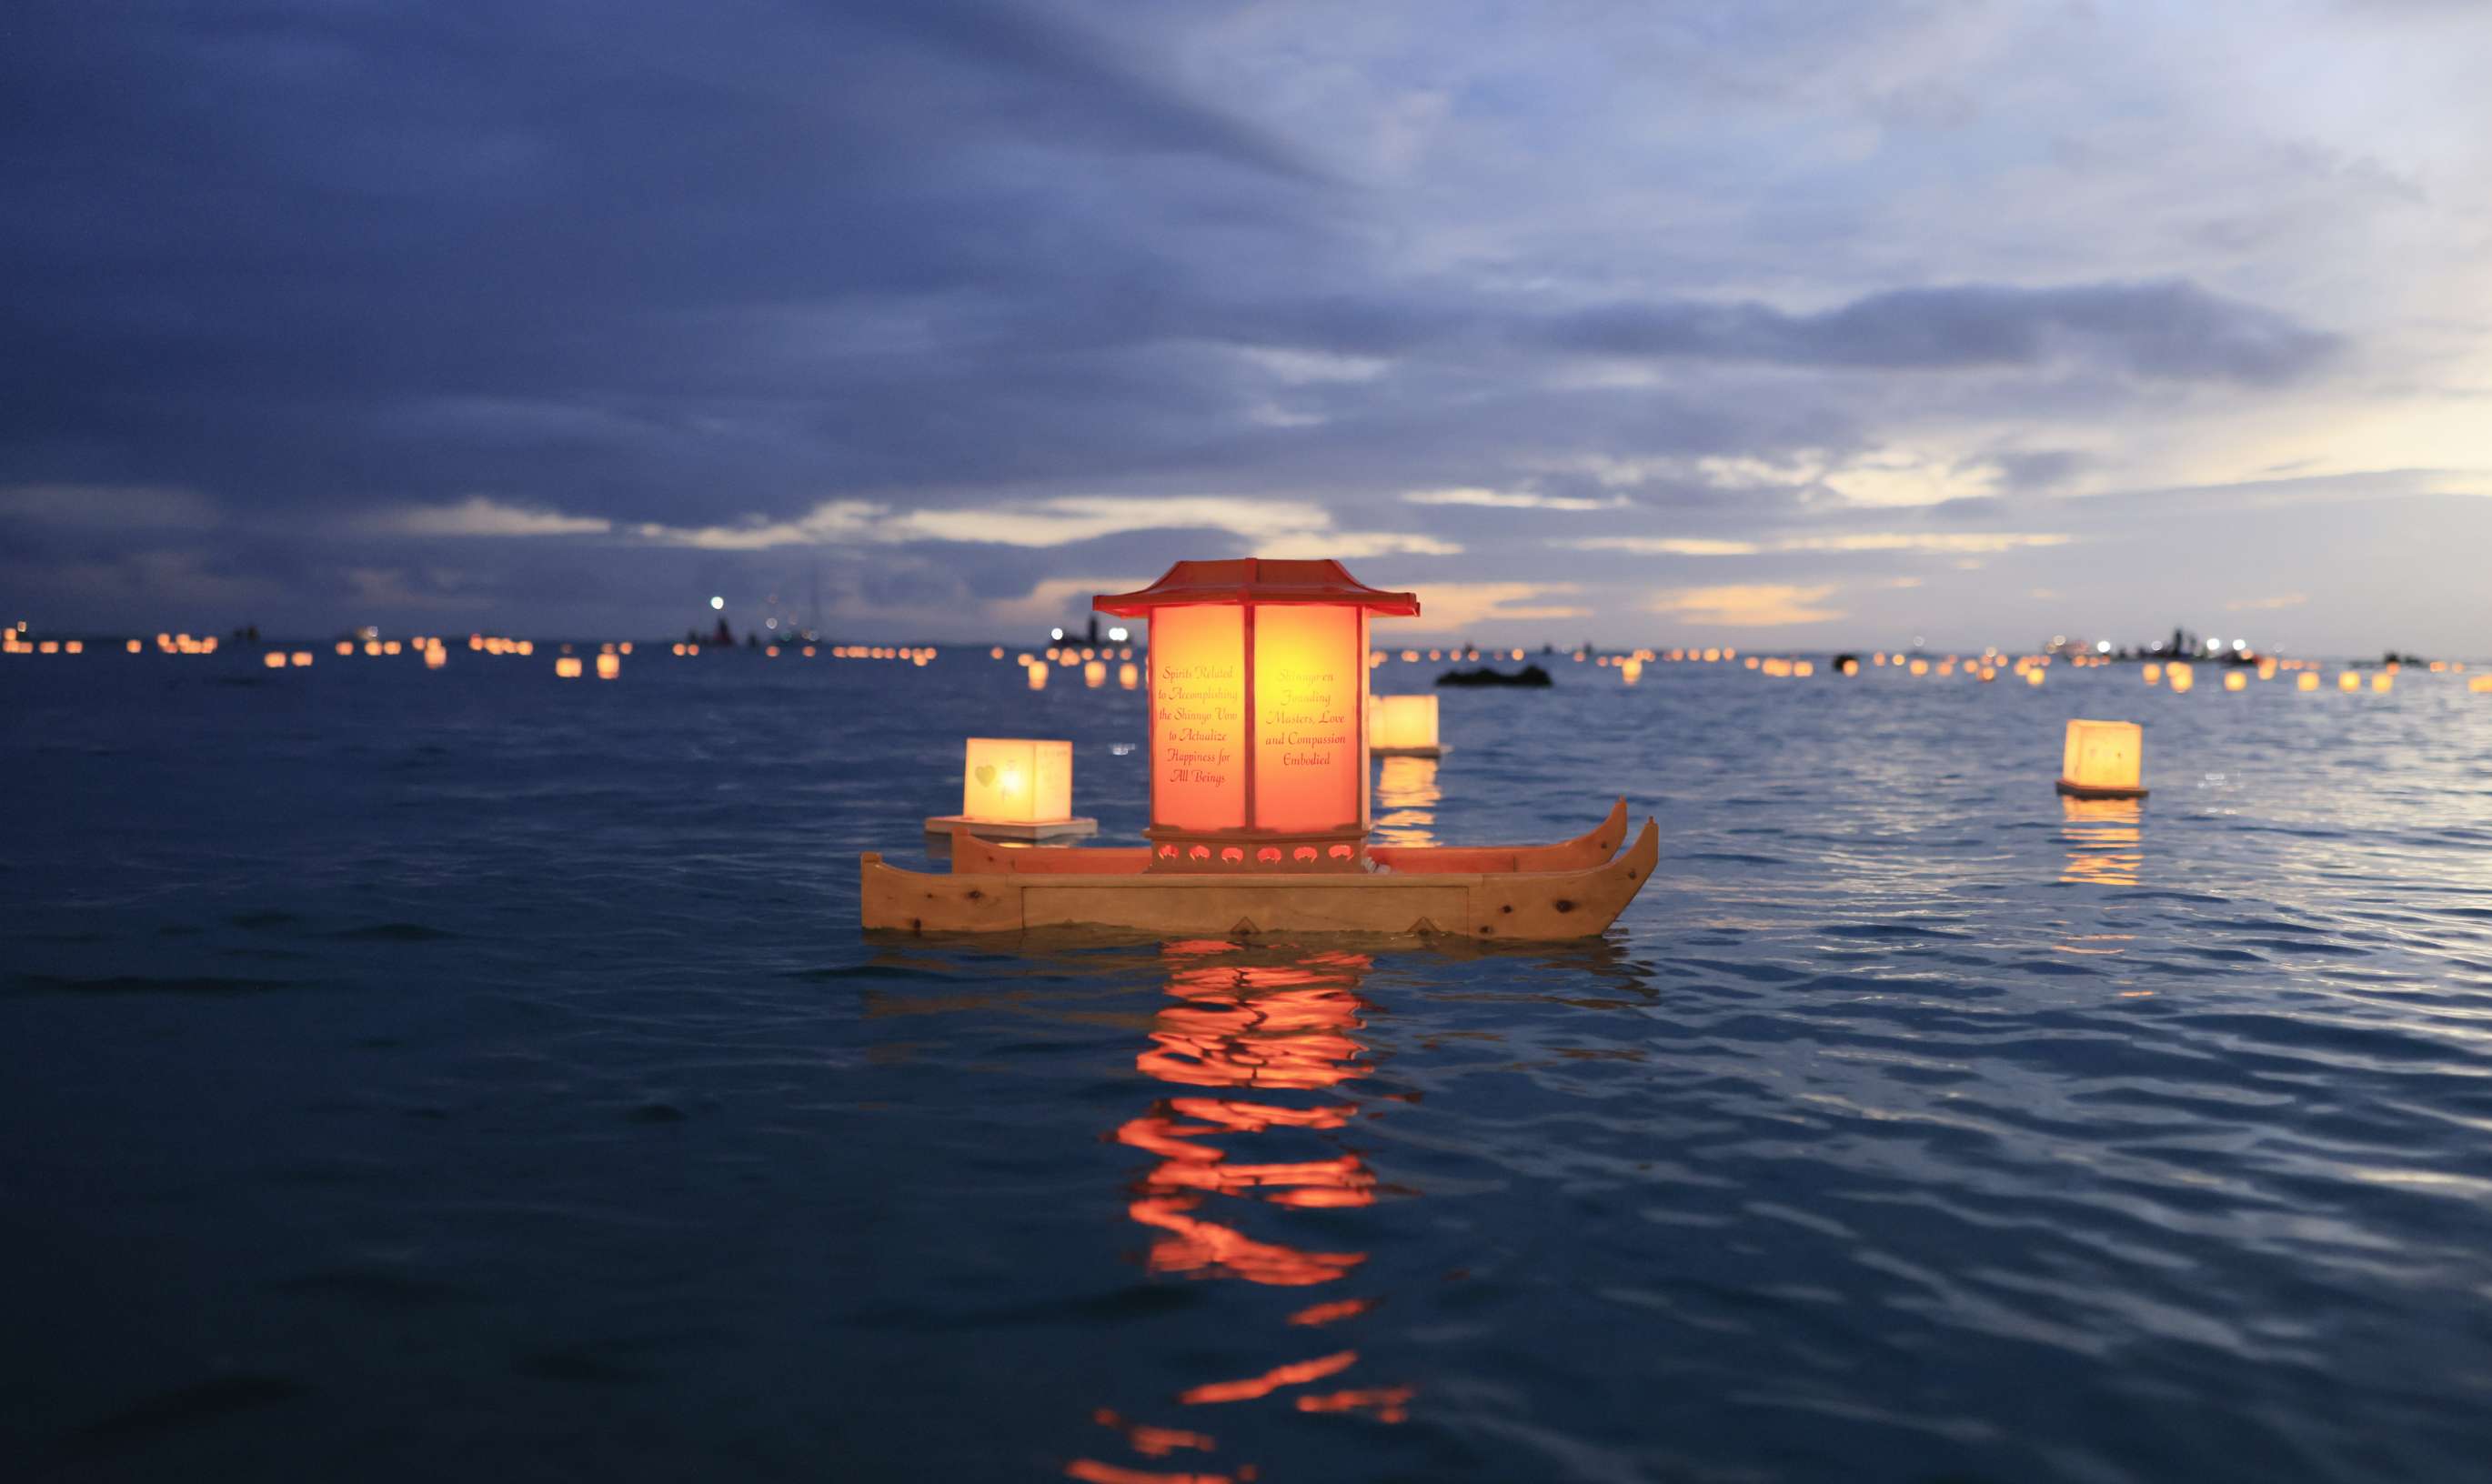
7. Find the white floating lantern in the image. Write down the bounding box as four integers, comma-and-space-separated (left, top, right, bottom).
1368, 694, 1442, 758
2057, 719, 2147, 800
924, 737, 1096, 842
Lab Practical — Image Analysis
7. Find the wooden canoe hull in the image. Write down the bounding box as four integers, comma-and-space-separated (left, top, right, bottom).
943, 798, 1633, 877
863, 817, 1657, 940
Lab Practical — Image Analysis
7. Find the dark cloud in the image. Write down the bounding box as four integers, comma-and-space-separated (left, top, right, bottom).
0, 1, 2471, 649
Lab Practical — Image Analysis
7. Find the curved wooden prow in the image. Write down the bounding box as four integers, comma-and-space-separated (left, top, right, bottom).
1372, 797, 1627, 875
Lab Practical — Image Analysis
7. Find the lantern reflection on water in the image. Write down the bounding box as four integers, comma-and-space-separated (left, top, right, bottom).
1070, 943, 1408, 1482
2061, 796, 2144, 887
1371, 755, 1440, 848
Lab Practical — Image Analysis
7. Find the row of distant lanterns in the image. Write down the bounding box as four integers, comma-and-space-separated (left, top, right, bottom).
11, 624, 2490, 696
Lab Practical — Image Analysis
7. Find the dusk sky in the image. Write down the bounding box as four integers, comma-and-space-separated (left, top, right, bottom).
5, 0, 2488, 651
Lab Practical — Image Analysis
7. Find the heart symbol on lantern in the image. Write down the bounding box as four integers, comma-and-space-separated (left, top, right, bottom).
973, 764, 997, 787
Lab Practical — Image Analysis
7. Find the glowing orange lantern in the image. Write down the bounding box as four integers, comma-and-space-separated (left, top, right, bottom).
1084, 659, 1107, 687
262, 651, 286, 669
2370, 671, 2392, 693
1368, 694, 1441, 757
2166, 662, 2194, 693
126, 638, 141, 653
2058, 719, 2146, 800
2338, 670, 2360, 692
1096, 559, 1414, 873
2298, 672, 2319, 691
2025, 667, 2045, 687
555, 657, 583, 678
2225, 671, 2247, 691
1028, 662, 1048, 691
2470, 676, 2492, 694
596, 653, 620, 680
291, 651, 313, 667
1119, 662, 1140, 690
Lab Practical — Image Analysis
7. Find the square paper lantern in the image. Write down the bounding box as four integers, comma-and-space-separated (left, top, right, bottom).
2338, 670, 2360, 692
959, 738, 1071, 825
1097, 559, 1417, 872
1369, 694, 1441, 757
2225, 671, 2247, 691
2058, 719, 2147, 800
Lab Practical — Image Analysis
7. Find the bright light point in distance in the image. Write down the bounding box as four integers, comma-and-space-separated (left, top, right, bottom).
709, 596, 725, 610
1108, 627, 1129, 642
1050, 627, 1065, 641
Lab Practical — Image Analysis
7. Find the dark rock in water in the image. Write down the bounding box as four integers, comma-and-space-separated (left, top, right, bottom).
1436, 664, 1553, 687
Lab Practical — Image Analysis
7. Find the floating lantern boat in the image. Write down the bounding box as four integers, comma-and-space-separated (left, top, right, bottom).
922, 737, 1097, 842
2371, 671, 2393, 693
596, 652, 620, 680
2471, 676, 2492, 694
1367, 694, 1442, 757
863, 559, 1654, 938
2298, 672, 2320, 691
2225, 670, 2247, 691
2338, 670, 2360, 692
555, 656, 583, 678
2056, 718, 2147, 800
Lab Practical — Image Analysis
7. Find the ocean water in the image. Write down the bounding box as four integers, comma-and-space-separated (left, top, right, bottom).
5, 649, 2492, 1483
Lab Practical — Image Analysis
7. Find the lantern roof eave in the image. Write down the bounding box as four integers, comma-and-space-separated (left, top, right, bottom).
1093, 558, 1421, 618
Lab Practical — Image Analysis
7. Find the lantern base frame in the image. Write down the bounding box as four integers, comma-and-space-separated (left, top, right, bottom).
1368, 744, 1448, 759
922, 814, 1100, 842
1142, 823, 1369, 873
2055, 780, 2148, 801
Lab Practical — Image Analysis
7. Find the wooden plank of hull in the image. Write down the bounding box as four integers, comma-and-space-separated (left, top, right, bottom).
944, 798, 1631, 878
864, 817, 1657, 941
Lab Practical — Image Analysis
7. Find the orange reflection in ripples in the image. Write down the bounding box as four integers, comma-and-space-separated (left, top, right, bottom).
1070, 944, 1412, 1482
1372, 756, 1440, 848
2060, 797, 2144, 887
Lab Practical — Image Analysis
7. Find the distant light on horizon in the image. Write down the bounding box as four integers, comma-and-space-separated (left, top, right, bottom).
709, 596, 725, 610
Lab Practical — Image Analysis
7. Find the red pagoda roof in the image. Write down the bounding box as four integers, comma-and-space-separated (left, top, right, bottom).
1094, 559, 1421, 617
